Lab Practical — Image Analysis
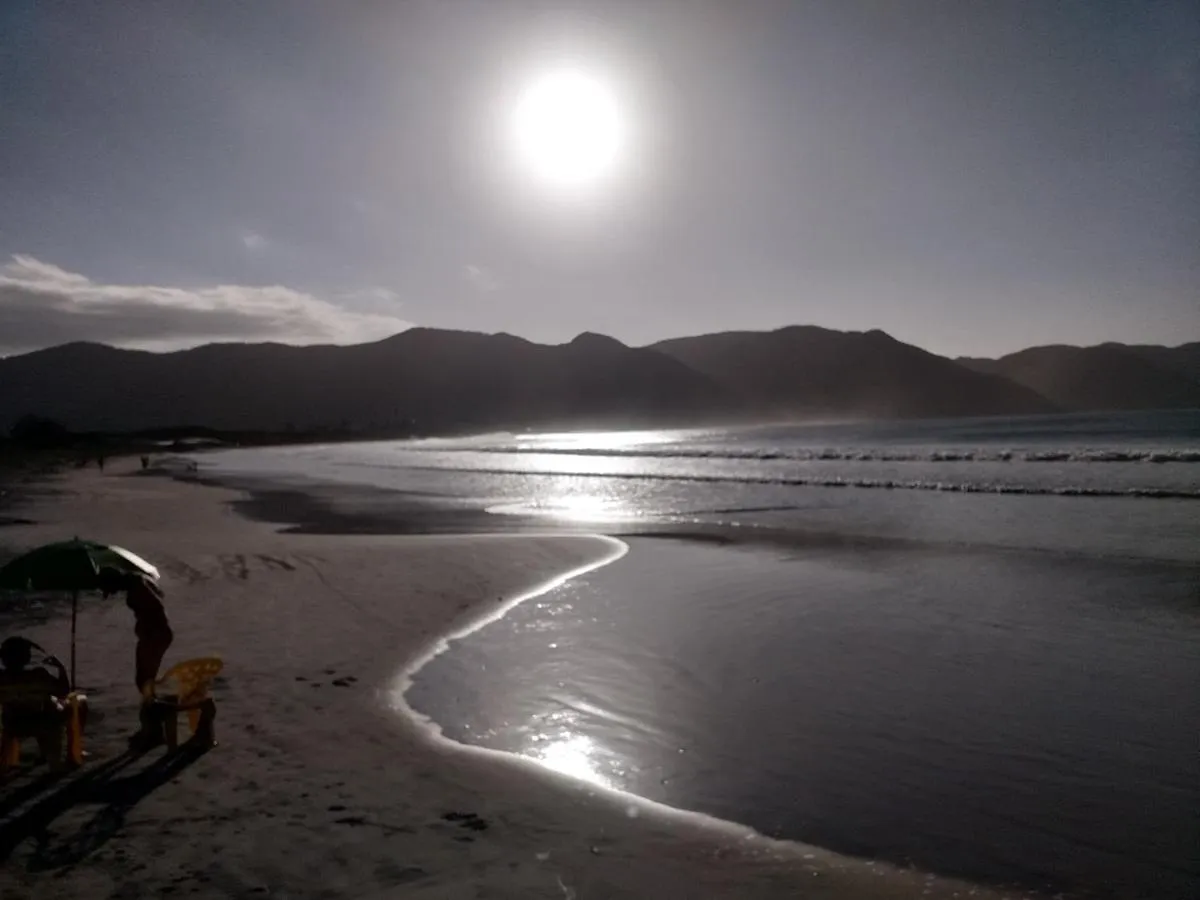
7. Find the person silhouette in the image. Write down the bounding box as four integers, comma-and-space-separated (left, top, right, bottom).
97, 568, 174, 694
0, 636, 87, 766
0, 636, 69, 699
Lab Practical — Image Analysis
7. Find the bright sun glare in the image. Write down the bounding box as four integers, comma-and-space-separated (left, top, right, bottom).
509, 67, 627, 193
535, 735, 611, 789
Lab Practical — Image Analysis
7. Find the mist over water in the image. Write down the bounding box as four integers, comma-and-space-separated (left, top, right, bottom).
205, 411, 1200, 897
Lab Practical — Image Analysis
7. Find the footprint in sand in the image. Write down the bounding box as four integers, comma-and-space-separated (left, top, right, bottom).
374, 862, 428, 885
166, 561, 207, 583
441, 811, 489, 832
219, 554, 250, 580
256, 554, 296, 572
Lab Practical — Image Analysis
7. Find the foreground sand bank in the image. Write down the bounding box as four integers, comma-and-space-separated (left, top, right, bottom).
0, 464, 1018, 899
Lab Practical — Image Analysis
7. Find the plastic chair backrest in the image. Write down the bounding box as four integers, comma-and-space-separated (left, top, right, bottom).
156, 657, 223, 703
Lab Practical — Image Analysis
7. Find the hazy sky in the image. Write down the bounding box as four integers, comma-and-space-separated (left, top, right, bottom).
1, 0, 1197, 357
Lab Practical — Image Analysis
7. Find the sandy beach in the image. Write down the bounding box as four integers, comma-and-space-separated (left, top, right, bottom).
0, 462, 1023, 899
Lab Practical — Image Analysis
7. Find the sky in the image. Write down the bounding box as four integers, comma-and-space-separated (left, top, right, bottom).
1, 0, 1197, 358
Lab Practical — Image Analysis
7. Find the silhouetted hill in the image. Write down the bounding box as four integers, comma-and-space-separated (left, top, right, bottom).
651, 326, 1056, 419
1122, 343, 1200, 382
958, 343, 1200, 411
0, 330, 730, 434
8, 327, 1196, 437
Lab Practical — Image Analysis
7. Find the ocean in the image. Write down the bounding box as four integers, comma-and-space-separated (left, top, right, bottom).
202, 410, 1200, 898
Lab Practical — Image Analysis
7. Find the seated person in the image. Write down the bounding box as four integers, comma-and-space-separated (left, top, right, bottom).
0, 637, 86, 766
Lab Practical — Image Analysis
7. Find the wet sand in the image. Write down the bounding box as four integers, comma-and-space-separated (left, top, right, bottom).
408, 536, 1200, 898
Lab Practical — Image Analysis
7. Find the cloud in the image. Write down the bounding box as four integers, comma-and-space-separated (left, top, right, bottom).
463, 263, 500, 293
239, 228, 267, 251
0, 255, 411, 355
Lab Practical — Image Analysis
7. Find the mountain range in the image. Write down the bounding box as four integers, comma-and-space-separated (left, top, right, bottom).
958, 343, 1200, 411
1, 327, 1197, 435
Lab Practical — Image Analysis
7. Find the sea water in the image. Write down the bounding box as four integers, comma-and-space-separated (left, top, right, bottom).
204, 410, 1200, 897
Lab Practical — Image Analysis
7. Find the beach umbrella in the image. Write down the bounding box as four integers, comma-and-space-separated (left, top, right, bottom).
0, 538, 159, 685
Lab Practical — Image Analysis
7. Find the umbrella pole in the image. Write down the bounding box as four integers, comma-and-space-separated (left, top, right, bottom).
70, 589, 78, 687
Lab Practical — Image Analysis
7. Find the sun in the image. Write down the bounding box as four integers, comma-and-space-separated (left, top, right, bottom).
508, 67, 628, 194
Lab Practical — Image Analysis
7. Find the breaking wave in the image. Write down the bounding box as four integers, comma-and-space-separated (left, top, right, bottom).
409, 445, 1200, 464
405, 464, 1200, 500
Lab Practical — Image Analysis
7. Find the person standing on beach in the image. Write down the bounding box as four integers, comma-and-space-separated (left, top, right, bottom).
98, 567, 174, 697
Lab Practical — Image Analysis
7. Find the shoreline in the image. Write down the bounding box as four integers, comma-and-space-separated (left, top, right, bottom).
191, 465, 1200, 575
389, 535, 631, 718
197, 462, 1200, 898
193, 465, 1068, 896
0, 462, 1022, 899
403, 528, 1200, 899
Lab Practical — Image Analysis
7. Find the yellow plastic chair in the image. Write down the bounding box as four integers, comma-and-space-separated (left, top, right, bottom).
145, 657, 222, 750
0, 684, 85, 772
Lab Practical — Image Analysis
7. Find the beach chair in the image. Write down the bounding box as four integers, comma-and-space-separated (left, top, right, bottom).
0, 684, 85, 773
144, 657, 222, 750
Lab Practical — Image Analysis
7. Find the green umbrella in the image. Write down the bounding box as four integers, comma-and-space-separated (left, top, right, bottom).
0, 538, 159, 685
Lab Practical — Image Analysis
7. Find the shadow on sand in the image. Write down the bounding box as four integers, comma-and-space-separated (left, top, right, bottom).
0, 743, 209, 871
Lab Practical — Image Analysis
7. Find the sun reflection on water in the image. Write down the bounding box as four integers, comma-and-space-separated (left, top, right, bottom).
554, 493, 622, 521
488, 482, 636, 523
518, 429, 679, 452
529, 734, 612, 789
